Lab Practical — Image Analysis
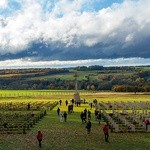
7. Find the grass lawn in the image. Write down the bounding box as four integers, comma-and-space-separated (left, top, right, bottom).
0, 100, 150, 150
32, 70, 99, 81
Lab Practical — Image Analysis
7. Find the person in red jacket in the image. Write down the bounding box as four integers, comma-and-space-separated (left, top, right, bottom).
103, 123, 109, 142
37, 131, 43, 148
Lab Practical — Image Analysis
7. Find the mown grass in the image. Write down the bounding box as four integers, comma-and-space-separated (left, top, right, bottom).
0, 91, 150, 150
0, 103, 150, 150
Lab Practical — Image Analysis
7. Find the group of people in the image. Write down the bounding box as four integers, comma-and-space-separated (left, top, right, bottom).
60, 111, 68, 122
60, 99, 75, 105
57, 107, 68, 122
80, 109, 92, 123
36, 122, 109, 148
36, 100, 109, 148
85, 120, 109, 142
81, 108, 109, 142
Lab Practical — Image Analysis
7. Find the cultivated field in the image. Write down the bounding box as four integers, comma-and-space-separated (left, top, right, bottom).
0, 90, 150, 150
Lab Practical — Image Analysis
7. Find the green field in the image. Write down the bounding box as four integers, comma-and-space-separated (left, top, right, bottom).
0, 90, 149, 100
0, 90, 150, 150
32, 69, 134, 81
33, 70, 99, 81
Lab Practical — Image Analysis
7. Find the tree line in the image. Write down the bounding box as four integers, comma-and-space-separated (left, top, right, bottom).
0, 66, 150, 92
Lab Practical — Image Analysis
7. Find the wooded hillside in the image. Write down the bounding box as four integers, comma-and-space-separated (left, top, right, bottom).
0, 66, 150, 92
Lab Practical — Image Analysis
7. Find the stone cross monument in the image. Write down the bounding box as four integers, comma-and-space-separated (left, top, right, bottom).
73, 72, 80, 103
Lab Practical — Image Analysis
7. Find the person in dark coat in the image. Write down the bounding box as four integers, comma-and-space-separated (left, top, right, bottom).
84, 108, 87, 120
86, 120, 91, 134
87, 110, 91, 120
83, 111, 87, 123
64, 111, 68, 122
65, 100, 68, 106
57, 107, 60, 116
71, 99, 74, 105
90, 102, 93, 109
94, 109, 98, 120
97, 112, 101, 124
59, 100, 62, 105
37, 131, 43, 148
27, 103, 30, 110
80, 111, 84, 123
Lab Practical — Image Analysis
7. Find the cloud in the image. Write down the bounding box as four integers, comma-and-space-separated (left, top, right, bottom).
0, 57, 149, 69
125, 34, 133, 43
0, 0, 150, 59
0, 0, 8, 8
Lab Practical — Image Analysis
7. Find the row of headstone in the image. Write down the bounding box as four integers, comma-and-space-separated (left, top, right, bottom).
101, 101, 110, 110
99, 101, 150, 132
114, 111, 139, 132
111, 101, 150, 110
115, 110, 150, 132
126, 101, 150, 110
126, 112, 144, 127
103, 110, 120, 132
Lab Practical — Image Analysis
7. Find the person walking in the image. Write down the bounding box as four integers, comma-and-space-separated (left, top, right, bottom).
94, 109, 98, 120
64, 111, 68, 122
97, 112, 101, 124
80, 111, 84, 123
87, 110, 91, 120
60, 112, 64, 122
57, 107, 60, 116
59, 100, 62, 105
65, 100, 68, 106
86, 120, 92, 134
103, 123, 109, 142
37, 131, 43, 148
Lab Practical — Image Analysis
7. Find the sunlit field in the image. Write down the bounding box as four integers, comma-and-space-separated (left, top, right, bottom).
0, 90, 149, 102
0, 90, 150, 150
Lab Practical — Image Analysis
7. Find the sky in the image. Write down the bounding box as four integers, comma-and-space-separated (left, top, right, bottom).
0, 0, 150, 69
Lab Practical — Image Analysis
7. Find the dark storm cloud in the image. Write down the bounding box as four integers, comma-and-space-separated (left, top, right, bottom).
0, 0, 150, 61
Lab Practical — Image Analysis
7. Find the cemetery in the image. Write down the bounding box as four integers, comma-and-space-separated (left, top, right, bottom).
0, 91, 149, 150
100, 101, 150, 133
0, 100, 149, 134
0, 101, 58, 134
